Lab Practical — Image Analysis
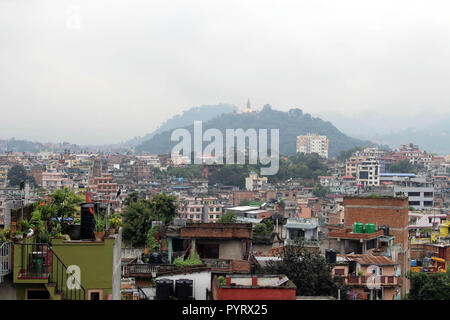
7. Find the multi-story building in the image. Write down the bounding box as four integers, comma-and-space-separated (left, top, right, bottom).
296, 134, 329, 159
245, 171, 268, 191
357, 158, 380, 187
178, 196, 223, 222
380, 173, 434, 210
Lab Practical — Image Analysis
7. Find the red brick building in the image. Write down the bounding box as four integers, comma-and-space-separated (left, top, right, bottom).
343, 196, 410, 295
212, 274, 296, 300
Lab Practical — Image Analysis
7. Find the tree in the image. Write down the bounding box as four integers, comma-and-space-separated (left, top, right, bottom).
122, 199, 154, 246
239, 198, 250, 206
122, 193, 178, 246
264, 240, 338, 296
7, 164, 27, 187
407, 271, 450, 300
217, 212, 237, 223
49, 187, 84, 233
312, 185, 330, 199
152, 193, 178, 225
388, 159, 418, 174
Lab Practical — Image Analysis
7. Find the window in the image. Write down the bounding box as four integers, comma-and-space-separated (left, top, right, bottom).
197, 243, 219, 259
26, 289, 50, 300
88, 290, 103, 300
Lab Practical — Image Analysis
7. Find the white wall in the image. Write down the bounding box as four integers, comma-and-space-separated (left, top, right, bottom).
156, 270, 211, 300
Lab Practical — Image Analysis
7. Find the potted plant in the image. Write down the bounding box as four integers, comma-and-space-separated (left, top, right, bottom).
94, 214, 105, 242
108, 215, 121, 235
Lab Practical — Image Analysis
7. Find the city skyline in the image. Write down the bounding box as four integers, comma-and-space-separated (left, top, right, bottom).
1, 0, 450, 144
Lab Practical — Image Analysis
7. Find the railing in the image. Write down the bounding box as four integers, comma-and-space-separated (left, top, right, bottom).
17, 243, 86, 300
127, 263, 159, 276
137, 287, 150, 300
0, 241, 12, 283
202, 258, 232, 272
346, 275, 397, 286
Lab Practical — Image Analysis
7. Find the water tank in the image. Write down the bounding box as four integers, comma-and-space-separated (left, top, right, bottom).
325, 249, 337, 264
353, 222, 364, 233
365, 223, 376, 234
149, 252, 162, 264
80, 203, 95, 240
378, 225, 390, 236
175, 279, 193, 300
156, 279, 173, 300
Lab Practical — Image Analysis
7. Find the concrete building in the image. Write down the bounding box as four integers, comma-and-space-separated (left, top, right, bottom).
357, 158, 380, 187
212, 274, 297, 300
296, 134, 329, 159
341, 196, 410, 296
245, 171, 268, 191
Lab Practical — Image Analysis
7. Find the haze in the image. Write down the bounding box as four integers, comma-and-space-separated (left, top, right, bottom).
1, 0, 449, 145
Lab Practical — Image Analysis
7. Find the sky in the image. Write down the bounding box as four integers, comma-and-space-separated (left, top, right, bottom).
1, 0, 449, 145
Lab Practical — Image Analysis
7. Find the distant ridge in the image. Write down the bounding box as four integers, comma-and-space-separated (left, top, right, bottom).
126, 103, 238, 147
135, 104, 374, 157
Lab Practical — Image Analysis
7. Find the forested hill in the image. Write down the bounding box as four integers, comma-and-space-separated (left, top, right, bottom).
135, 105, 373, 158
126, 103, 238, 147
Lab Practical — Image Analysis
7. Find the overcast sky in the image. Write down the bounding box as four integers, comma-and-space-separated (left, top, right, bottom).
1, 0, 449, 145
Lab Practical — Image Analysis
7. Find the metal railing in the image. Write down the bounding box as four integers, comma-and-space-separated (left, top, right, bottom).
127, 263, 159, 275
17, 243, 86, 300
0, 241, 12, 283
137, 287, 150, 300
202, 258, 231, 271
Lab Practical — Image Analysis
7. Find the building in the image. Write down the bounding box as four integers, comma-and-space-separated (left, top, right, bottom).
296, 134, 329, 159
212, 274, 297, 300
283, 217, 319, 246
10, 230, 122, 300
332, 254, 401, 300
245, 171, 268, 191
166, 223, 253, 273
357, 158, 380, 187
341, 196, 410, 295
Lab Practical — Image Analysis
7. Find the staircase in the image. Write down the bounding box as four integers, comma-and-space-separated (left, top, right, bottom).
17, 243, 86, 300
0, 242, 12, 284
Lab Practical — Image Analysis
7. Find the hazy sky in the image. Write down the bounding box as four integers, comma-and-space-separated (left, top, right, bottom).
1, 0, 449, 145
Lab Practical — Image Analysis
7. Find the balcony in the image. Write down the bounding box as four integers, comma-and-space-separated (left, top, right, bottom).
345, 275, 398, 286
126, 264, 159, 277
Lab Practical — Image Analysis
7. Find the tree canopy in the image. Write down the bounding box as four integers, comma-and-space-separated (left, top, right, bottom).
263, 240, 339, 297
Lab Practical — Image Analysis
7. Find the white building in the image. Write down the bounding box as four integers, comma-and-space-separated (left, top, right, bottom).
245, 171, 268, 191
357, 158, 380, 187
296, 134, 329, 159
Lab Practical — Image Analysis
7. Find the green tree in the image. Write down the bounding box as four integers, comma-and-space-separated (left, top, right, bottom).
264, 240, 338, 296
407, 271, 450, 300
312, 185, 330, 198
388, 159, 418, 174
122, 199, 154, 246
122, 193, 178, 246
152, 193, 178, 225
7, 164, 27, 187
217, 212, 237, 223
239, 198, 250, 206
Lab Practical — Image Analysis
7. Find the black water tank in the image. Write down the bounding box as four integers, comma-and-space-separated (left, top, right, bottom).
325, 249, 337, 264
80, 203, 95, 240
175, 279, 193, 300
149, 252, 162, 264
156, 279, 173, 300
378, 225, 390, 236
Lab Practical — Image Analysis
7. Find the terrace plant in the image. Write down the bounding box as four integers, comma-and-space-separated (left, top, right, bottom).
93, 214, 106, 242
173, 251, 203, 267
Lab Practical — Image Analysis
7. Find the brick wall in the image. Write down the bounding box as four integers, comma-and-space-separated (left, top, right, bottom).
343, 196, 410, 295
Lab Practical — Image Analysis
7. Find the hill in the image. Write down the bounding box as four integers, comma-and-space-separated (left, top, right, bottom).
135, 105, 374, 157
126, 103, 238, 147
